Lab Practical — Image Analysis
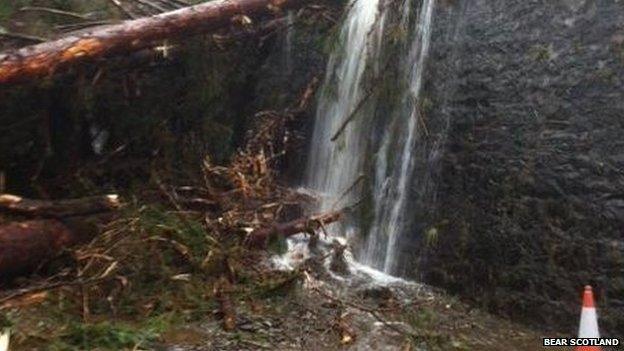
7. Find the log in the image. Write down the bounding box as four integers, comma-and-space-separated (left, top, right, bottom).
246, 210, 343, 248
0, 0, 303, 84
0, 194, 121, 277
0, 220, 74, 277
0, 194, 121, 217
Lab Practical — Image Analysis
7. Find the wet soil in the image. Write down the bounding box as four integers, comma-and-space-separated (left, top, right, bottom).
163, 268, 569, 351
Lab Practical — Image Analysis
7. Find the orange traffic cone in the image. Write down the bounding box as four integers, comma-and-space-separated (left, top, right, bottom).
575, 285, 601, 351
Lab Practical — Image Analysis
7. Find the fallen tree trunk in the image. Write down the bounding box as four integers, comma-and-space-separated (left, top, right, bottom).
0, 0, 303, 84
0, 194, 121, 277
0, 194, 121, 217
246, 210, 343, 248
0, 220, 74, 277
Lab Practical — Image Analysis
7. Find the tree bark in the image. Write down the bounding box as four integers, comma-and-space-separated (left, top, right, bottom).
246, 210, 343, 248
0, 0, 303, 84
0, 194, 121, 217
0, 194, 121, 277
0, 219, 74, 277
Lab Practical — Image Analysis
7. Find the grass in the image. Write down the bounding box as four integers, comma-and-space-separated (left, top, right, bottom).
4, 204, 219, 349
4, 197, 302, 350
49, 320, 161, 350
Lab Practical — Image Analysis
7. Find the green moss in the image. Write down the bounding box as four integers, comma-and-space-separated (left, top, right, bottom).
267, 230, 289, 255
528, 43, 555, 62
424, 227, 439, 248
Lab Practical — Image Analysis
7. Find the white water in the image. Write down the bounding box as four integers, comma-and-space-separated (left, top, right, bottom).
294, 0, 438, 279
305, 0, 382, 212
272, 232, 409, 286
363, 0, 437, 273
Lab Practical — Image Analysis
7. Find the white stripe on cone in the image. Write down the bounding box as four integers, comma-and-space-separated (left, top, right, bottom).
0, 328, 10, 351
578, 307, 600, 338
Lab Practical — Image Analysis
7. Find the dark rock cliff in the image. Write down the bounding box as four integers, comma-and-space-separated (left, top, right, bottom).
422, 0, 624, 335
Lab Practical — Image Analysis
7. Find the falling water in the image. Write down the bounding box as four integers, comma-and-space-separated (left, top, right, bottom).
305, 0, 439, 276
305, 0, 382, 213
363, 0, 437, 273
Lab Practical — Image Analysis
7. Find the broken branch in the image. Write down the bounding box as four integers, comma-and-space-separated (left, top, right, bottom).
245, 209, 343, 248
0, 194, 121, 218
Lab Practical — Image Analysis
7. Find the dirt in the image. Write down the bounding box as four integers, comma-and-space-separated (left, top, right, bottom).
162, 261, 571, 351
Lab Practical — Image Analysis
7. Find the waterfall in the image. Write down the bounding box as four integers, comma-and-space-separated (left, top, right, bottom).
305, 0, 437, 275
306, 0, 383, 212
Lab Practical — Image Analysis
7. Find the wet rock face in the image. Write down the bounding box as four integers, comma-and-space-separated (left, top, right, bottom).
420, 0, 624, 335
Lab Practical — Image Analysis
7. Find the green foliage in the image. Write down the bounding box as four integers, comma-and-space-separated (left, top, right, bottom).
0, 312, 12, 329
0, 2, 12, 22
419, 96, 433, 115
8, 203, 221, 349
50, 313, 180, 351
51, 321, 159, 350
0, 1, 34, 23
405, 307, 467, 351
136, 204, 212, 259
406, 306, 437, 330
266, 230, 288, 255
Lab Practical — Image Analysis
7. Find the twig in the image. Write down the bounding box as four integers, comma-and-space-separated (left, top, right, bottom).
239, 339, 271, 349
331, 60, 393, 142
311, 286, 421, 339
330, 85, 376, 142
165, 0, 189, 6
153, 173, 186, 214
153, 0, 184, 10
55, 20, 116, 32
331, 173, 365, 209
133, 0, 169, 13
0, 277, 109, 307
0, 32, 46, 43
108, 0, 138, 19
19, 6, 90, 20
214, 277, 236, 331
416, 105, 430, 137
293, 76, 320, 113
81, 285, 91, 322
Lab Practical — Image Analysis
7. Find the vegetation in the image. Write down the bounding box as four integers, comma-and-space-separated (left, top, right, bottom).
0, 1, 335, 348
2, 105, 309, 349
2, 0, 612, 349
